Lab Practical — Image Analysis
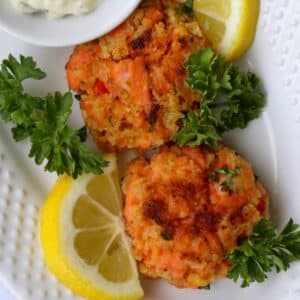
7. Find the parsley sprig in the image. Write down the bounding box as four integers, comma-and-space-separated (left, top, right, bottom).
176, 0, 194, 15
0, 55, 108, 178
172, 49, 266, 148
226, 218, 300, 287
210, 167, 239, 193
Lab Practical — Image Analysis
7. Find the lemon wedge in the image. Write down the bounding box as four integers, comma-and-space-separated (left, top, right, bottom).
193, 0, 260, 60
40, 154, 143, 300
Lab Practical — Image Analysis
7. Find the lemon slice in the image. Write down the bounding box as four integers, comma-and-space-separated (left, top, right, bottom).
193, 0, 260, 60
40, 155, 143, 300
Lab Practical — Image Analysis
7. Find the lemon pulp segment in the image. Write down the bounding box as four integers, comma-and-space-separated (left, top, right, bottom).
194, 0, 260, 60
40, 155, 143, 300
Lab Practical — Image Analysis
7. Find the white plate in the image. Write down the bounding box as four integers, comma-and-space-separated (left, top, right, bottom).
0, 0, 140, 47
0, 0, 300, 299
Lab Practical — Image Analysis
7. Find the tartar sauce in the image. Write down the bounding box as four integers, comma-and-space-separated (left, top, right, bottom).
10, 0, 102, 18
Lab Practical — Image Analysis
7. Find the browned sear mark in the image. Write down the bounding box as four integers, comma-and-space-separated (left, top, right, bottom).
119, 119, 133, 131
131, 30, 152, 50
143, 198, 166, 225
147, 103, 160, 126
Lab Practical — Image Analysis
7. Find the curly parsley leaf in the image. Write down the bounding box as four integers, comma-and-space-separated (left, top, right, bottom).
176, 0, 194, 15
76, 126, 88, 142
174, 101, 220, 148
210, 167, 239, 193
226, 218, 300, 287
0, 55, 108, 178
0, 56, 45, 123
172, 48, 266, 148
2, 54, 46, 82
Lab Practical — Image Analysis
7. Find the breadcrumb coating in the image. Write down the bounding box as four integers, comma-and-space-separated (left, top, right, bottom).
123, 145, 269, 288
66, 0, 210, 152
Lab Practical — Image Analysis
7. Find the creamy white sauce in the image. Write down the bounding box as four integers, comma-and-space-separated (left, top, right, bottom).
10, 0, 102, 18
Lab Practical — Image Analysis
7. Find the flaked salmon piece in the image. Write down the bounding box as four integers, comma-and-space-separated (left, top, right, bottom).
89, 57, 151, 113
123, 145, 269, 288
110, 57, 151, 113
66, 41, 99, 92
66, 0, 211, 152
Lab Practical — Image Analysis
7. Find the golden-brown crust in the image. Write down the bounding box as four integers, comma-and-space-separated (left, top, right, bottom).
66, 0, 211, 152
122, 145, 269, 288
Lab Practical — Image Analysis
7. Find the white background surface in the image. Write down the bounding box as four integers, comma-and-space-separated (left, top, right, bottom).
0, 0, 300, 299
0, 283, 15, 300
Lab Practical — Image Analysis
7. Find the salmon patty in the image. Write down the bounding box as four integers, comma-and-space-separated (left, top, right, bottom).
123, 145, 269, 288
66, 0, 210, 152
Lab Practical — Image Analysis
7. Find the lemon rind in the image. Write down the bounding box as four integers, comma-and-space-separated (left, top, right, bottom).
40, 169, 143, 300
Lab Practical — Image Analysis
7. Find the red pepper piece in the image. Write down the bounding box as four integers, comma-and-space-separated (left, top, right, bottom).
94, 79, 109, 95
257, 198, 266, 215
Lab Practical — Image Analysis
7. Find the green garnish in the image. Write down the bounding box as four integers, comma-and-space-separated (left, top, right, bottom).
226, 218, 300, 287
176, 0, 194, 15
0, 55, 108, 178
210, 167, 239, 193
198, 284, 211, 290
172, 48, 266, 148
76, 126, 88, 143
